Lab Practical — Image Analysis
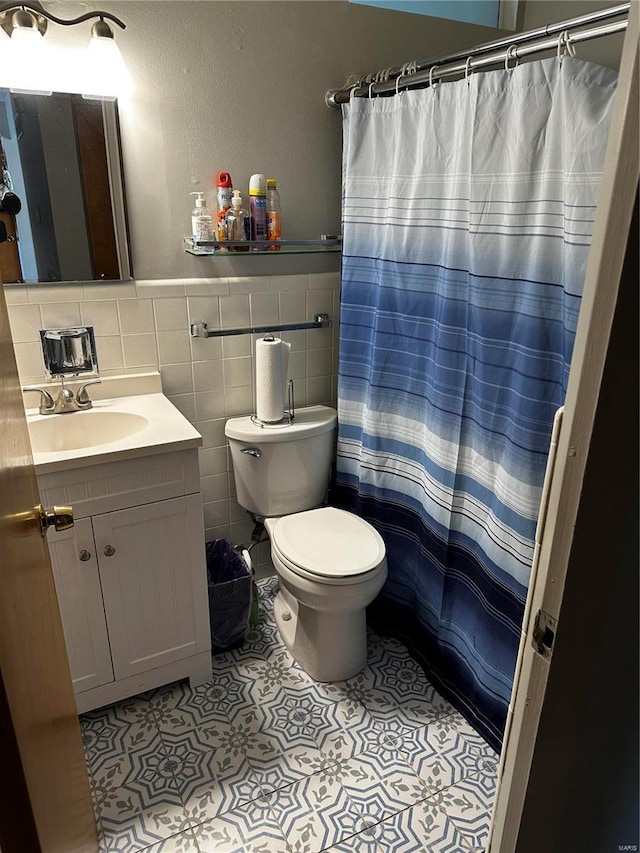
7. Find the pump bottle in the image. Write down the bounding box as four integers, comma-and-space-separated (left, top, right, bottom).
190, 192, 215, 242
224, 191, 250, 252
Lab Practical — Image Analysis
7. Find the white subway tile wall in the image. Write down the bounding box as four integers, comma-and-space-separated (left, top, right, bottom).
8, 273, 340, 575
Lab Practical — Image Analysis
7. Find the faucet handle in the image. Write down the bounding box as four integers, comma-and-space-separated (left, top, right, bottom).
76, 378, 102, 408
23, 385, 55, 415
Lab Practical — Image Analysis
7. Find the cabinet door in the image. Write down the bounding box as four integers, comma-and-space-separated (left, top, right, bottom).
93, 495, 210, 680
47, 518, 114, 692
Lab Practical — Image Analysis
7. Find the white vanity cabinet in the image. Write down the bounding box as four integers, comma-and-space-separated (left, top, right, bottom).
40, 448, 212, 713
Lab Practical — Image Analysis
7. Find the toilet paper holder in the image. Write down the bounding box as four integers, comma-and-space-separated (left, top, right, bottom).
251, 378, 295, 428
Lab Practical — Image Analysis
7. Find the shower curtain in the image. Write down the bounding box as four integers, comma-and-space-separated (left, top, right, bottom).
335, 57, 617, 750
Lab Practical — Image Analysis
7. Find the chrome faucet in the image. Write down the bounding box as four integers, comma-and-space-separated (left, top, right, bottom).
24, 378, 102, 415
23, 386, 55, 415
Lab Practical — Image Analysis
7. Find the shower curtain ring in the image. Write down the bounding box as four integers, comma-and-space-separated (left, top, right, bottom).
395, 74, 404, 96
465, 56, 473, 86
368, 81, 375, 101
429, 65, 439, 90
505, 44, 519, 74
557, 30, 576, 64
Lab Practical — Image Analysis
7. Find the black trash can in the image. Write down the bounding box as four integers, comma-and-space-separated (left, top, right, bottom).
206, 538, 252, 653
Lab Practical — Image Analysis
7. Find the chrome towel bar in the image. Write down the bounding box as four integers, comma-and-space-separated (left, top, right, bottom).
189, 313, 332, 339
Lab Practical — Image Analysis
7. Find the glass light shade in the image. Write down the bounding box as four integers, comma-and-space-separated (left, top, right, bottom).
85, 35, 130, 100
1, 26, 52, 94
0, 31, 10, 86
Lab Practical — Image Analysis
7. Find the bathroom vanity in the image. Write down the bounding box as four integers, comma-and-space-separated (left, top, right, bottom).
27, 374, 212, 713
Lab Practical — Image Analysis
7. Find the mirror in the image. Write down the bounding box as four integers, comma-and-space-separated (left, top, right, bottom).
0, 89, 131, 284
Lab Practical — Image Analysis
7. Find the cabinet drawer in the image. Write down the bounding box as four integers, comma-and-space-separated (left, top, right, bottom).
37, 450, 200, 518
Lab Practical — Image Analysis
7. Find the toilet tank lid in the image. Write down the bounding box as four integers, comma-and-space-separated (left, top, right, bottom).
225, 405, 337, 443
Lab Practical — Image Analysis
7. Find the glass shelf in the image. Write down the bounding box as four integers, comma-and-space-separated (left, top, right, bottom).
183, 237, 341, 256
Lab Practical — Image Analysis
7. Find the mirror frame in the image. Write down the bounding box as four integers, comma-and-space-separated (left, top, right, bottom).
101, 99, 132, 285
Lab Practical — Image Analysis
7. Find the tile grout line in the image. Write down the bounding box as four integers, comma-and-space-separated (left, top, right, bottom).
312, 746, 491, 852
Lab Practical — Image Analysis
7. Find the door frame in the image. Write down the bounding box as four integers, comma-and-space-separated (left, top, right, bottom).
489, 5, 639, 850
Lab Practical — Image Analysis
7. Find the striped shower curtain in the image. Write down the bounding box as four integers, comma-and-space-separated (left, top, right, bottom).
335, 57, 617, 750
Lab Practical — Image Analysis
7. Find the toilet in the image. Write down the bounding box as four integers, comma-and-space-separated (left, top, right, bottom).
225, 405, 387, 682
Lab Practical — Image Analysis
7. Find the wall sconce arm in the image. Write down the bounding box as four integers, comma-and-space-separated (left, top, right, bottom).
0, 2, 126, 38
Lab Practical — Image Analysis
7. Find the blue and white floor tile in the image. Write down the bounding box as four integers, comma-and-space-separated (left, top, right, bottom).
195, 796, 290, 852
396, 714, 498, 795
437, 772, 498, 850
82, 577, 498, 852
143, 830, 200, 853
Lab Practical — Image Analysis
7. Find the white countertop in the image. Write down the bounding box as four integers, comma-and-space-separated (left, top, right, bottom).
27, 390, 202, 475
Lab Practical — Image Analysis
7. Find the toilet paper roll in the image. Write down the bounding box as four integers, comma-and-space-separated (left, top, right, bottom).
255, 336, 291, 422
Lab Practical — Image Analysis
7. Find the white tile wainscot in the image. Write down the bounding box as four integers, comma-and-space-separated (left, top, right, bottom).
10, 273, 341, 575
30, 376, 213, 714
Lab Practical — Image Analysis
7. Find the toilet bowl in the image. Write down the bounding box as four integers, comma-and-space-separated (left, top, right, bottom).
225, 405, 388, 682
265, 507, 387, 682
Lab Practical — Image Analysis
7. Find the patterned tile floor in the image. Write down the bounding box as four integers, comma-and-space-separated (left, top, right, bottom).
82, 577, 499, 852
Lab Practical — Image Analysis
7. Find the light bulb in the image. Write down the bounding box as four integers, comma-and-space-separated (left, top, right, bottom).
0, 30, 11, 88
84, 27, 130, 100
3, 23, 52, 94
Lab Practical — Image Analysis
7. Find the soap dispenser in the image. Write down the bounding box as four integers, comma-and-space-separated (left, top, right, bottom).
224, 190, 250, 251
190, 192, 215, 242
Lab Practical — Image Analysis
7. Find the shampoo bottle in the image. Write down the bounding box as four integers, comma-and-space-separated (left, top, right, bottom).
190, 192, 215, 242
249, 173, 267, 248
224, 191, 250, 252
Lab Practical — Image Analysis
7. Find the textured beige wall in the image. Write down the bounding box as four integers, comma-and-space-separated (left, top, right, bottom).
5, 2, 626, 285
522, 0, 626, 69
41, 1, 506, 281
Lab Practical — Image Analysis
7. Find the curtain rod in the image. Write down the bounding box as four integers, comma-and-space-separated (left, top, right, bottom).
325, 2, 629, 108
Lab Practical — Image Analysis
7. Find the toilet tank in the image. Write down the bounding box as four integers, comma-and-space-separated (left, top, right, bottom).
225, 406, 337, 517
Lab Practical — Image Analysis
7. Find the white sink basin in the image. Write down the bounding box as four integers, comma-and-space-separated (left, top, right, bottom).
25, 377, 202, 475
29, 410, 149, 453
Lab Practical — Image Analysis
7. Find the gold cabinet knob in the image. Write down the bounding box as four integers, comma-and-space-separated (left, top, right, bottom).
37, 504, 74, 536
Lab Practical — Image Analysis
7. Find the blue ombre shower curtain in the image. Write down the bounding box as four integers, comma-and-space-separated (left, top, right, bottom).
335, 57, 617, 750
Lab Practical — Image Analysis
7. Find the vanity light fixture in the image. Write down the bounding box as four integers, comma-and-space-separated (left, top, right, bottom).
0, 3, 126, 44
0, 2, 127, 97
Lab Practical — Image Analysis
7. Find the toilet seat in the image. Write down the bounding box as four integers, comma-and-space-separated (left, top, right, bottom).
270, 507, 386, 585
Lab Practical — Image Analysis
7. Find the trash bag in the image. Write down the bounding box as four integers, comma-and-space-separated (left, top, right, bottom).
206, 538, 252, 653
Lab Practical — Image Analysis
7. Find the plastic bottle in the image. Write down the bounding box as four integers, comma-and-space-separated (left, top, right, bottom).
190, 192, 215, 242
249, 173, 267, 248
266, 178, 282, 251
224, 190, 250, 252
215, 172, 233, 242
